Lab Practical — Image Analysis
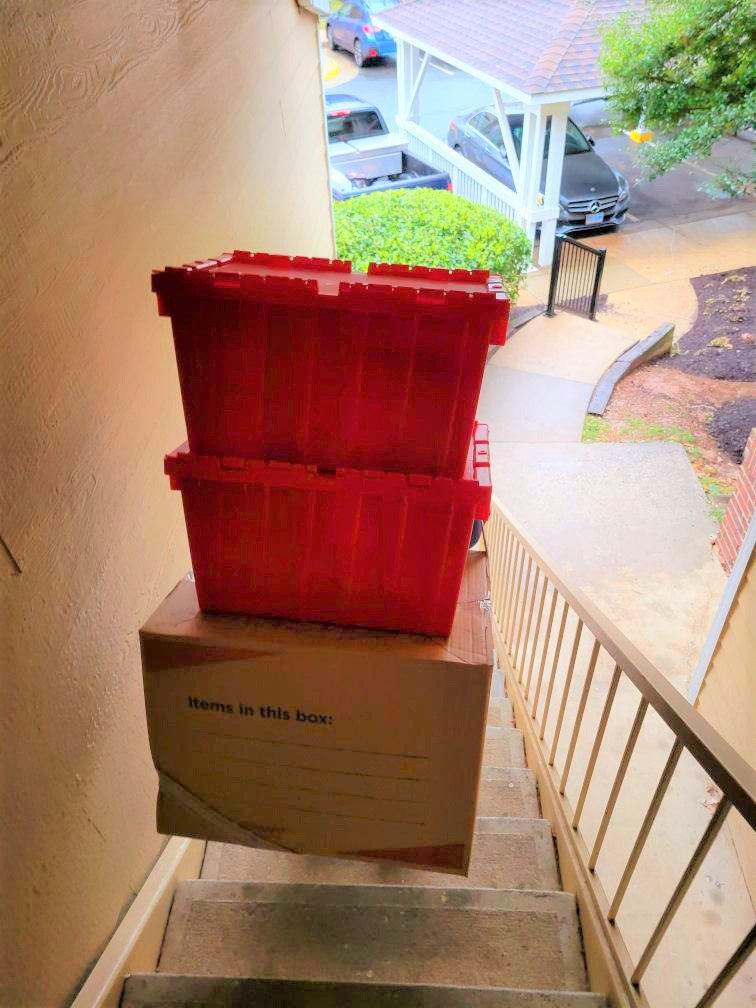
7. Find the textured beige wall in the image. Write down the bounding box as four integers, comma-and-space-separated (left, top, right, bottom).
695, 552, 756, 903
0, 3, 333, 1004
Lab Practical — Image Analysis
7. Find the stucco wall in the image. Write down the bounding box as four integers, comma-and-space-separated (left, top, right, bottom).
694, 551, 756, 903
0, 3, 333, 1004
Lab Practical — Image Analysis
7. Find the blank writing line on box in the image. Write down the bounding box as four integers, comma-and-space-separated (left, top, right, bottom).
190, 746, 430, 783
198, 788, 427, 826
193, 769, 429, 806
192, 727, 431, 761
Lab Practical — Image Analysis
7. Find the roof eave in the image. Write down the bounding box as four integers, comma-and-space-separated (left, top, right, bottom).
373, 16, 606, 106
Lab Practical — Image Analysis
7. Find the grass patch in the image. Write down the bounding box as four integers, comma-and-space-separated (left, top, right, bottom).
581, 413, 731, 523
618, 418, 696, 443
582, 416, 612, 442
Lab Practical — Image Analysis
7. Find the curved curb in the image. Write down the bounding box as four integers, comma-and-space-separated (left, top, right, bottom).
587, 321, 676, 416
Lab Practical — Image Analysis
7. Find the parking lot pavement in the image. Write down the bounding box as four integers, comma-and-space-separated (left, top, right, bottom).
326, 57, 755, 233
591, 130, 755, 232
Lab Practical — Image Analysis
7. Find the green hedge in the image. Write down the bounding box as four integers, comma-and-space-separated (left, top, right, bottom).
334, 188, 531, 301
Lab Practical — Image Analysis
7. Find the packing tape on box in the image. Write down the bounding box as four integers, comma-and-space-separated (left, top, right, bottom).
158, 770, 297, 853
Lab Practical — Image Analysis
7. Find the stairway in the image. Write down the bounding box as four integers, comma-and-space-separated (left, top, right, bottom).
123, 678, 605, 1007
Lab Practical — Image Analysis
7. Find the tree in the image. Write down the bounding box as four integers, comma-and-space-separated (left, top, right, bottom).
334, 188, 532, 301
600, 0, 756, 195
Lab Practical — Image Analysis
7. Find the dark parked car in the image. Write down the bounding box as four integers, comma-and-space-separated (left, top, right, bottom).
326, 1, 397, 67
448, 106, 629, 232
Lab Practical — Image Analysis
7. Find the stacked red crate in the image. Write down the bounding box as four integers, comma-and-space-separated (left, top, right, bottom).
153, 252, 509, 634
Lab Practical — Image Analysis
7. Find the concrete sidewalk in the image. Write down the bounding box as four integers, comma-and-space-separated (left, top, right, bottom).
523, 208, 756, 343
480, 312, 635, 443
481, 223, 734, 687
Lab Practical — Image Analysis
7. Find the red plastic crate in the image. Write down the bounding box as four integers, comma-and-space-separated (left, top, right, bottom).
153, 252, 509, 478
166, 423, 492, 636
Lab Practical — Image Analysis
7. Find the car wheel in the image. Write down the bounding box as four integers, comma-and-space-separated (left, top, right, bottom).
469, 520, 484, 549
353, 38, 364, 67
326, 25, 338, 50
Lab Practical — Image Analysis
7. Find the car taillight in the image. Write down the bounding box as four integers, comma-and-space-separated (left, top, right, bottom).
447, 181, 453, 191
362, 24, 378, 34
330, 109, 351, 118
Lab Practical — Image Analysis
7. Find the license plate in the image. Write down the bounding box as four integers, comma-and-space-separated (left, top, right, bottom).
586, 212, 604, 224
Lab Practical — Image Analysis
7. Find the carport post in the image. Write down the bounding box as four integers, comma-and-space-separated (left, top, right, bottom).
518, 108, 547, 245
397, 41, 425, 124
538, 102, 569, 267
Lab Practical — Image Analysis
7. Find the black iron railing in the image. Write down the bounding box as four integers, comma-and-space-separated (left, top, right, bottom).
546, 235, 606, 321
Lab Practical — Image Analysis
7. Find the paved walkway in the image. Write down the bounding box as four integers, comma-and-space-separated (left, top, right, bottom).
482, 209, 756, 684
480, 312, 635, 443
483, 301, 727, 690
479, 210, 755, 684
522, 208, 756, 342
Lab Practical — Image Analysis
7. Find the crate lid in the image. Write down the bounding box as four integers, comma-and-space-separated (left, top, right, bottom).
152, 251, 510, 322
166, 424, 491, 515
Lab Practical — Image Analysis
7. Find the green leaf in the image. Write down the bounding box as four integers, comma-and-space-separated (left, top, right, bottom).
333, 189, 531, 300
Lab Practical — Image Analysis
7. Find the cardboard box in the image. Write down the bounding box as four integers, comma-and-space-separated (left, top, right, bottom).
140, 553, 492, 874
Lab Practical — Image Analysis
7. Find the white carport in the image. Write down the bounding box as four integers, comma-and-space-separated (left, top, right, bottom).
374, 0, 639, 265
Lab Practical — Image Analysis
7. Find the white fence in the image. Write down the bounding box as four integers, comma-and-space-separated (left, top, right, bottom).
399, 118, 531, 240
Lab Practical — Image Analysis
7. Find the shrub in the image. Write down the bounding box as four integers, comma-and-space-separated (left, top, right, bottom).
334, 188, 531, 301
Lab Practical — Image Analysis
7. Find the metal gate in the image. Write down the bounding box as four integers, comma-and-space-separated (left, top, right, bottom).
546, 235, 606, 320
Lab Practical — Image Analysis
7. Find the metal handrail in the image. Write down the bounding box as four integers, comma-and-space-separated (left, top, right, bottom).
485, 495, 756, 1006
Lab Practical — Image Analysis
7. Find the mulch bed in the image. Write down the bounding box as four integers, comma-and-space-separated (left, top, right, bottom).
709, 397, 756, 463
661, 266, 755, 381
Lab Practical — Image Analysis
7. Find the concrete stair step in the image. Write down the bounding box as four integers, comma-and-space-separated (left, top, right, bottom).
123, 974, 607, 1007
487, 697, 514, 726
201, 817, 558, 891
483, 726, 525, 768
476, 768, 540, 818
158, 881, 587, 992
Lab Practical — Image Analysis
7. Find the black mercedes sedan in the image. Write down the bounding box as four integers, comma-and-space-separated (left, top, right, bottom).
448, 106, 630, 233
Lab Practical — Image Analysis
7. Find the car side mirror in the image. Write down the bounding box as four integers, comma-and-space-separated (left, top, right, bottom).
588, 136, 595, 147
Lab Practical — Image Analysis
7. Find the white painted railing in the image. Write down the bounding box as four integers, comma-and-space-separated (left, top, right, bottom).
398, 118, 530, 236
486, 498, 756, 1008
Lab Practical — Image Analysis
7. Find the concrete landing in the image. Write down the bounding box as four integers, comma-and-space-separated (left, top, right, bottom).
490, 312, 635, 385
489, 442, 725, 688
479, 368, 594, 443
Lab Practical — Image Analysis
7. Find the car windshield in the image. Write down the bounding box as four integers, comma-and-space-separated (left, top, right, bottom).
328, 109, 384, 142
479, 111, 592, 158
364, 0, 395, 11
562, 120, 592, 154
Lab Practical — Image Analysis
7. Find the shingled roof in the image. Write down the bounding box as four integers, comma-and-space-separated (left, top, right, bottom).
375, 0, 643, 97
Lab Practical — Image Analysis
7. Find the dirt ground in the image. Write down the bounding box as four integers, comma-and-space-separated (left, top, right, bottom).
585, 365, 754, 519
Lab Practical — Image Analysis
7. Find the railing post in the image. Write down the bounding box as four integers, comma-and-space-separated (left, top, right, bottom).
589, 247, 606, 320
545, 235, 562, 317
